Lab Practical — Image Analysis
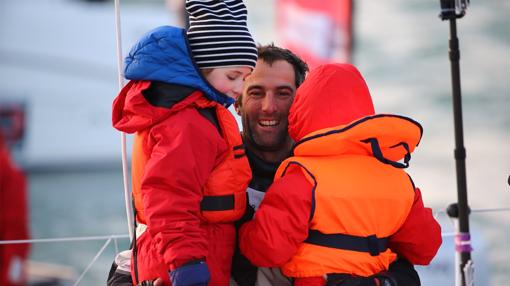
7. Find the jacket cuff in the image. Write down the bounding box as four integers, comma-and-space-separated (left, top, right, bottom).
169, 258, 206, 271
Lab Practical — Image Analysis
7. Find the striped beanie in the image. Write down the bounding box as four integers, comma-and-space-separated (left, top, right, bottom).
186, 0, 258, 69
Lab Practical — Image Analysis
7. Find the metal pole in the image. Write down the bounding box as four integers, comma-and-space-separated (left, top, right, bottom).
440, 1, 473, 284
447, 15, 472, 274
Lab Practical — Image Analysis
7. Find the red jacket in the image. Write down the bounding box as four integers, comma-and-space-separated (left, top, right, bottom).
112, 81, 250, 286
239, 64, 441, 280
0, 135, 30, 286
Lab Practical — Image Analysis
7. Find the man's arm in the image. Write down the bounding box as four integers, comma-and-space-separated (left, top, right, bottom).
239, 165, 312, 267
365, 187, 441, 286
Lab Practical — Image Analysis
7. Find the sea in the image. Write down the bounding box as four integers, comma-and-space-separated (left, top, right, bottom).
1, 0, 509, 285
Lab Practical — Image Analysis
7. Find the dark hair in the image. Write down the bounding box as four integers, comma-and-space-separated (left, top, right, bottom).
257, 43, 309, 87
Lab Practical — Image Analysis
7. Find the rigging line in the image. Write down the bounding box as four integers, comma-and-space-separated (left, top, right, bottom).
442, 232, 456, 237
0, 231, 464, 244
0, 234, 129, 245
114, 237, 120, 253
114, 0, 125, 90
469, 207, 510, 213
433, 207, 510, 217
114, 0, 135, 241
73, 237, 113, 286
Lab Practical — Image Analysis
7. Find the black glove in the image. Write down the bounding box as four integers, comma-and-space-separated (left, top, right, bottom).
327, 274, 376, 286
326, 273, 396, 286
372, 273, 398, 286
385, 258, 420, 286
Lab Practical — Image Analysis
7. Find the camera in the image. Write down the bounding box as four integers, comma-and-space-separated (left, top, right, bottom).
440, 0, 470, 19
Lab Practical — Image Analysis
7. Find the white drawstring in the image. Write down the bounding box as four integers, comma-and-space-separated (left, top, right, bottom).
114, 0, 134, 241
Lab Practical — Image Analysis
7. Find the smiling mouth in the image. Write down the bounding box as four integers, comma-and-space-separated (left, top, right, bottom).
259, 120, 279, 127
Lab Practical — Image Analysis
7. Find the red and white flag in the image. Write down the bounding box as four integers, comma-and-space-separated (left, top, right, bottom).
277, 0, 353, 70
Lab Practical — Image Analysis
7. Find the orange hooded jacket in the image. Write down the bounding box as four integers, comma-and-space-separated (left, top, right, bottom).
240, 64, 441, 281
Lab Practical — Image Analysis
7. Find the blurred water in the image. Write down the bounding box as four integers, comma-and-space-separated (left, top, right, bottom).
29, 170, 130, 285
1, 0, 509, 285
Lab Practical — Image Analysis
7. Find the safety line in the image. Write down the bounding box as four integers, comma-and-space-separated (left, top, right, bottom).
73, 237, 113, 286
0, 234, 129, 245
434, 207, 510, 218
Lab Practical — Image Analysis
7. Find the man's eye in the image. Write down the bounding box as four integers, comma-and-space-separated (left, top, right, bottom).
227, 75, 237, 81
278, 92, 292, 97
249, 91, 263, 97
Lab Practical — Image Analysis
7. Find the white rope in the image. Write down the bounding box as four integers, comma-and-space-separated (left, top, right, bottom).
0, 230, 460, 243
441, 232, 456, 237
73, 237, 113, 286
433, 206, 510, 218
470, 207, 510, 213
114, 237, 120, 253
114, 0, 135, 241
114, 0, 125, 90
0, 207, 505, 246
0, 234, 129, 245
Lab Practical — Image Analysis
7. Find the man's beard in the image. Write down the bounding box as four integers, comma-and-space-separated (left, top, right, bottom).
244, 118, 290, 152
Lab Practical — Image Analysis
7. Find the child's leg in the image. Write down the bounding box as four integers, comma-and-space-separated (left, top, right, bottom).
205, 223, 236, 286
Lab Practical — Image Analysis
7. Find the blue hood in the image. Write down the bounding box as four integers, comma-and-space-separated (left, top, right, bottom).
124, 25, 234, 106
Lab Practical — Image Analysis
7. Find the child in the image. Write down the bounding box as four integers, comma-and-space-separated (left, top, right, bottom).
239, 64, 442, 286
112, 1, 257, 285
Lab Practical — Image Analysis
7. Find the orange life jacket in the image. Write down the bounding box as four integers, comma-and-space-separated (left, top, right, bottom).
131, 96, 250, 224
275, 115, 421, 277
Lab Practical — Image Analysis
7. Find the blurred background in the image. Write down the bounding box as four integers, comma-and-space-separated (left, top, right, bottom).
0, 0, 508, 285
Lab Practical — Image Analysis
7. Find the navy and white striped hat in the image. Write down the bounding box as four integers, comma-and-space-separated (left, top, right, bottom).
186, 0, 258, 69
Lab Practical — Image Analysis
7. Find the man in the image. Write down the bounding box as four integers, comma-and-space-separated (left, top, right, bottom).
231, 45, 422, 286
0, 125, 30, 286
230, 44, 307, 286
108, 44, 421, 286
230, 45, 421, 286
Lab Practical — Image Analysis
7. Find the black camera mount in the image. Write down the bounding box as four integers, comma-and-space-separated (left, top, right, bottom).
438, 0, 473, 285
439, 0, 470, 20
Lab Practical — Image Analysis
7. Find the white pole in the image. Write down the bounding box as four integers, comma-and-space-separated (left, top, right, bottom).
114, 0, 134, 241
453, 218, 462, 286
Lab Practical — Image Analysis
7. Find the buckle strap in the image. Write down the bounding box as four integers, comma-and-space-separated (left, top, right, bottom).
361, 138, 411, 169
201, 194, 235, 211
233, 144, 246, 159
305, 229, 388, 256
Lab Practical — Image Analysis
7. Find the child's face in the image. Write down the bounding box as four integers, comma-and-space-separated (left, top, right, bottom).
204, 66, 252, 100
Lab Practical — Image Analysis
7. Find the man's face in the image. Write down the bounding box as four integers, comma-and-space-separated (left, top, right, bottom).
238, 59, 296, 151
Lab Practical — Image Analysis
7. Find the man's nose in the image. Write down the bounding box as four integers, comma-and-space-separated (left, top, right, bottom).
261, 93, 277, 114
